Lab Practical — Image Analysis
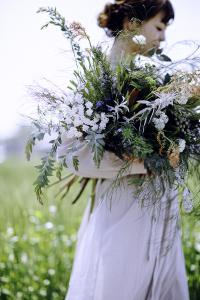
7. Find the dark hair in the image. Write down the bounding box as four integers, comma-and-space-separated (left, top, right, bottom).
98, 0, 174, 37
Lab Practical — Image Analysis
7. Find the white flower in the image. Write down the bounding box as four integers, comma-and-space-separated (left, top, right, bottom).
85, 101, 93, 109
195, 243, 200, 253
86, 108, 93, 117
48, 269, 55, 276
73, 116, 83, 127
100, 112, 109, 122
71, 106, 78, 114
75, 94, 84, 104
132, 35, 146, 45
67, 127, 82, 138
11, 236, 18, 243
178, 139, 186, 152
44, 222, 54, 230
7, 227, 14, 236
77, 104, 84, 114
99, 121, 107, 130
81, 116, 92, 126
82, 125, 89, 132
153, 112, 169, 130
49, 205, 57, 214
21, 252, 28, 264
91, 124, 99, 131
64, 116, 72, 125
75, 131, 83, 138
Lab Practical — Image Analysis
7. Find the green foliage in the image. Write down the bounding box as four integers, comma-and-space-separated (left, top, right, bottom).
122, 126, 153, 159
33, 135, 62, 204
37, 7, 85, 63
25, 132, 45, 161
72, 156, 79, 171
55, 156, 67, 181
85, 132, 105, 168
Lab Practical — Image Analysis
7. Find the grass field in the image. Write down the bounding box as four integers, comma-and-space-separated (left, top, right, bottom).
0, 158, 200, 299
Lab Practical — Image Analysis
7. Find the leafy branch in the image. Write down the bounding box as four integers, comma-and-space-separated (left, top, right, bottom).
33, 134, 62, 204
86, 131, 105, 168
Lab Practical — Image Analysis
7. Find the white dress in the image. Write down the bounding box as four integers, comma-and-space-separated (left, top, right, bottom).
58, 137, 189, 300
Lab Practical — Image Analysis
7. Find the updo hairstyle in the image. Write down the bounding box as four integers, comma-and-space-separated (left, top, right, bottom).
98, 0, 174, 37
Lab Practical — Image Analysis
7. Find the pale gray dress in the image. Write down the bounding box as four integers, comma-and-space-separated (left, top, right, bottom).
57, 136, 189, 300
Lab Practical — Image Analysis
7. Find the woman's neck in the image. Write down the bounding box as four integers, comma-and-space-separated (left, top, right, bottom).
109, 33, 140, 66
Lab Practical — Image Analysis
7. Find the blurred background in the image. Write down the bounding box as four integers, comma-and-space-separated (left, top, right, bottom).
0, 0, 200, 299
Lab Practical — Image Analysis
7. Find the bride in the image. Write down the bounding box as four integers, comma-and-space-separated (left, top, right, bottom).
58, 1, 190, 299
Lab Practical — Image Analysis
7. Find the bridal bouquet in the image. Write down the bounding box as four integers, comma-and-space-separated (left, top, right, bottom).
26, 7, 200, 214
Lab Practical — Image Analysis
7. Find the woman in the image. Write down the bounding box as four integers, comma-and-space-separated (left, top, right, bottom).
59, 1, 189, 299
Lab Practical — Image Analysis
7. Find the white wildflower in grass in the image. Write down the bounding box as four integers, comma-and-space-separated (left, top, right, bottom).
44, 222, 54, 230
132, 35, 146, 45
48, 269, 56, 276
39, 290, 47, 297
7, 227, 14, 236
43, 279, 50, 286
49, 205, 57, 214
10, 236, 19, 243
178, 139, 186, 152
9, 254, 15, 261
21, 252, 28, 264
153, 111, 169, 130
195, 243, 200, 253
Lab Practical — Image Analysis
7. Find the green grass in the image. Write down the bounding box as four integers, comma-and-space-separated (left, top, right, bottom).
0, 158, 88, 300
0, 158, 200, 299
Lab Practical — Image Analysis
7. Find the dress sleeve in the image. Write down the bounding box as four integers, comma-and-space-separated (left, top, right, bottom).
57, 133, 147, 179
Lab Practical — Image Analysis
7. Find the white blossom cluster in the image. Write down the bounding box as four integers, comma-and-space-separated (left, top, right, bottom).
56, 92, 109, 138
137, 91, 190, 131
152, 111, 169, 130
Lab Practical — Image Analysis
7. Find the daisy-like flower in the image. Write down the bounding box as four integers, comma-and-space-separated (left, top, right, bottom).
132, 35, 146, 45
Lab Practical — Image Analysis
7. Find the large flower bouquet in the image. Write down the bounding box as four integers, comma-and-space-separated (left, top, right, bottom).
26, 7, 200, 215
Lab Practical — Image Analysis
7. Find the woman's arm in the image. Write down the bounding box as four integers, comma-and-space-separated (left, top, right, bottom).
57, 134, 147, 179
